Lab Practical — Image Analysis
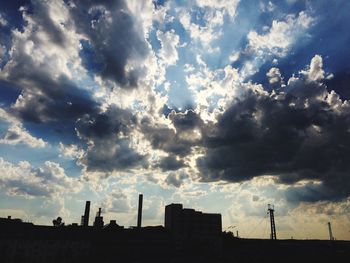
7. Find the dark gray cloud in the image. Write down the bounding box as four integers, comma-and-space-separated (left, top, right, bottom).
196, 77, 350, 202
0, 1, 98, 124
284, 182, 336, 203
0, 0, 147, 174
30, 1, 67, 47
157, 155, 186, 171
69, 0, 148, 88
140, 109, 204, 160
168, 109, 203, 131
140, 118, 192, 157
76, 106, 146, 172
2, 43, 96, 124
140, 110, 204, 173
1, 0, 148, 126
8, 75, 97, 123
165, 171, 188, 188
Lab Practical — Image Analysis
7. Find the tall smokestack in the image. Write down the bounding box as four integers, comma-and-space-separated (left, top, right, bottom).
137, 194, 143, 228
328, 222, 334, 240
83, 201, 90, 227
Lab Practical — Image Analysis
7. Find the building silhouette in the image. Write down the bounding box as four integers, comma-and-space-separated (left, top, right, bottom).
165, 203, 222, 236
165, 203, 222, 254
0, 199, 224, 262
1, 198, 349, 263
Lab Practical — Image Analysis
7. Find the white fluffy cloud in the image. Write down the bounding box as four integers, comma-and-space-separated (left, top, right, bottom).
0, 158, 82, 198
59, 142, 84, 159
178, 8, 222, 51
157, 29, 180, 66
248, 11, 314, 57
302, 54, 325, 82
0, 124, 46, 148
196, 0, 240, 18
103, 188, 132, 213
0, 108, 46, 148
266, 67, 283, 84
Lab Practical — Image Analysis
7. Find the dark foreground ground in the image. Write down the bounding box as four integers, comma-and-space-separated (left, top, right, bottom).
222, 236, 350, 263
1, 219, 349, 263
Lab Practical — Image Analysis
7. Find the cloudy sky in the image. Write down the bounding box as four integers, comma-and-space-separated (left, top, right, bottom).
0, 0, 350, 240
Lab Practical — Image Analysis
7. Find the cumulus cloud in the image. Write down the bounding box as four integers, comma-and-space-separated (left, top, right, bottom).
0, 108, 46, 148
76, 106, 146, 173
0, 0, 97, 124
266, 67, 283, 85
0, 0, 152, 126
195, 55, 350, 202
59, 142, 84, 159
0, 0, 349, 213
196, 0, 240, 18
157, 155, 186, 171
0, 158, 82, 198
140, 109, 204, 157
178, 4, 227, 50
69, 0, 149, 88
0, 124, 46, 148
247, 11, 314, 57
302, 54, 325, 82
157, 29, 180, 66
165, 171, 189, 188
103, 188, 131, 213
0, 0, 151, 175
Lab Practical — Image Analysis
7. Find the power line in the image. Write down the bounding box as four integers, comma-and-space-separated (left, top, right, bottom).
246, 212, 268, 238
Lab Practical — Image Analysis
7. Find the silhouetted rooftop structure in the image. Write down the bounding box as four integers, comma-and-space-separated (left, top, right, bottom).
93, 208, 104, 228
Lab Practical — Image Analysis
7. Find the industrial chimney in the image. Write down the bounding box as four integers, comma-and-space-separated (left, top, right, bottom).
328, 222, 334, 240
93, 208, 104, 228
137, 194, 143, 228
81, 201, 90, 227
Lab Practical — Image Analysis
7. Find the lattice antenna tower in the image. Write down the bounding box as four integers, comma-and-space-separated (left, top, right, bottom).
268, 204, 277, 240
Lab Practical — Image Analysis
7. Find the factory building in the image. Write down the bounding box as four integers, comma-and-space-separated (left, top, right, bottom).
165, 203, 222, 237
165, 203, 222, 254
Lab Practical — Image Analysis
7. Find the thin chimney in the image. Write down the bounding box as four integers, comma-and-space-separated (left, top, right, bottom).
137, 194, 143, 228
328, 222, 334, 240
83, 201, 90, 227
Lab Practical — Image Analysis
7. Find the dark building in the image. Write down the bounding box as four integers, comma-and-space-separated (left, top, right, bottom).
165, 203, 222, 237
165, 203, 222, 254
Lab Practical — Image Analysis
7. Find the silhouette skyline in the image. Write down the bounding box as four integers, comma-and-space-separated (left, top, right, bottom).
1, 0, 350, 246
1, 197, 350, 263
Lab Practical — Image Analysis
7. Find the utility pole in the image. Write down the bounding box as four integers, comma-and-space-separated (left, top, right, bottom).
268, 204, 277, 240
328, 222, 334, 241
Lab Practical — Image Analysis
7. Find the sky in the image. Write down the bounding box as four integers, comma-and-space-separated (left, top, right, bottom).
0, 0, 350, 240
